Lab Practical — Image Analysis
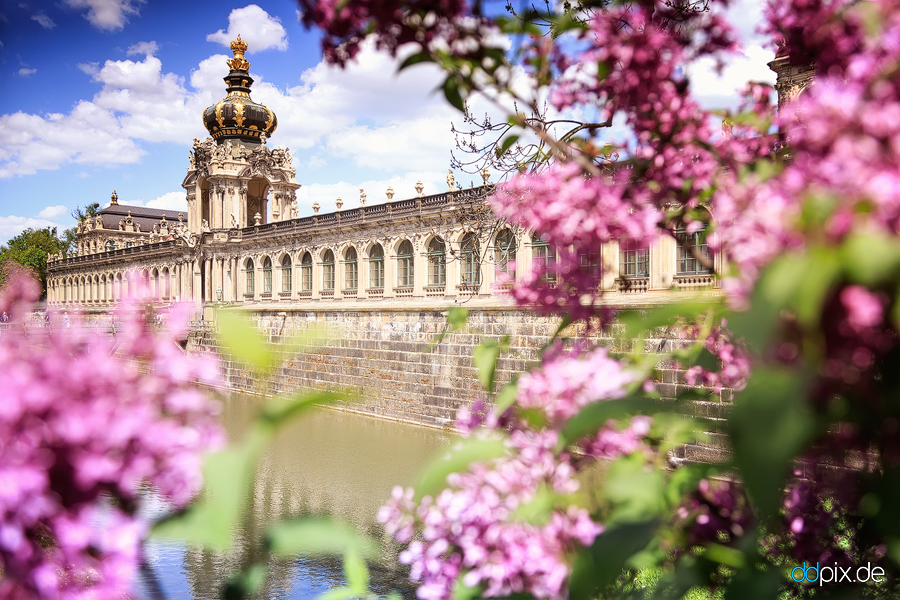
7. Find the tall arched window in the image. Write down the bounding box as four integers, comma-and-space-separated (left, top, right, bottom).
369, 244, 384, 289
151, 268, 160, 299
494, 229, 516, 275
676, 229, 713, 275
262, 257, 273, 294
281, 255, 292, 293
397, 240, 413, 287
245, 258, 255, 296
532, 233, 556, 283
322, 250, 335, 291
460, 233, 480, 285
344, 247, 358, 290
301, 253, 312, 291
428, 238, 446, 286
163, 268, 171, 299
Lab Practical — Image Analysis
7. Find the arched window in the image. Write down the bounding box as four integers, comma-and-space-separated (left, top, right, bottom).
369, 244, 384, 289
281, 255, 292, 293
460, 233, 480, 285
428, 238, 446, 286
322, 250, 335, 291
105, 240, 116, 252
163, 268, 171, 299
676, 229, 713, 275
397, 240, 413, 287
532, 233, 556, 283
620, 244, 649, 277
151, 268, 160, 299
344, 247, 358, 290
494, 229, 516, 275
262, 257, 273, 294
301, 253, 313, 291
245, 258, 255, 296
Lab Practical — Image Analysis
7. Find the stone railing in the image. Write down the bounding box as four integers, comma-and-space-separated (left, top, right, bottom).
673, 274, 716, 290
425, 285, 446, 297
394, 286, 414, 298
618, 277, 649, 294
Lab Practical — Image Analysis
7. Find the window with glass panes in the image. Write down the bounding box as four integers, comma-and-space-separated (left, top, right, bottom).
428, 238, 446, 285
281, 255, 292, 292
531, 233, 556, 283
397, 240, 414, 287
460, 233, 480, 284
578, 245, 600, 276
369, 245, 384, 288
620, 246, 649, 277
494, 229, 516, 274
676, 229, 713, 274
262, 257, 273, 293
322, 250, 335, 290
245, 259, 255, 295
301, 253, 312, 291
344, 247, 358, 290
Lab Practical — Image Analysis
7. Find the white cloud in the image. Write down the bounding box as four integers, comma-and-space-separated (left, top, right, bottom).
129, 191, 187, 211
17, 68, 36, 77
127, 40, 158, 56
37, 204, 67, 219
691, 45, 776, 109
0, 215, 62, 243
206, 5, 288, 52
65, 0, 141, 31
31, 12, 56, 29
77, 62, 99, 76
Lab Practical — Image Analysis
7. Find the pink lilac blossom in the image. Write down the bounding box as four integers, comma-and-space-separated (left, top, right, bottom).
515, 346, 637, 424
378, 430, 602, 600
0, 270, 224, 598
683, 323, 751, 392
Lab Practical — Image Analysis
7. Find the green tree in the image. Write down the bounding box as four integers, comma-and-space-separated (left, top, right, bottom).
61, 202, 100, 254
0, 227, 67, 298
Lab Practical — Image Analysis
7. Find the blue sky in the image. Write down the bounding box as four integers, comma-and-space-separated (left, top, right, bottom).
0, 0, 774, 243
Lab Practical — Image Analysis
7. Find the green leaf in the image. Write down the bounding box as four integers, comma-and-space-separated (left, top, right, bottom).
343, 548, 370, 593
473, 337, 508, 395
267, 518, 378, 559
568, 520, 659, 600
452, 575, 483, 600
216, 309, 275, 373
415, 437, 507, 500
152, 442, 260, 550
703, 543, 745, 568
603, 453, 667, 523
840, 231, 900, 285
729, 367, 814, 520
447, 306, 468, 330
443, 76, 465, 113
259, 390, 347, 426
560, 397, 667, 447
399, 51, 435, 70
496, 135, 520, 158
495, 380, 519, 414
223, 563, 268, 600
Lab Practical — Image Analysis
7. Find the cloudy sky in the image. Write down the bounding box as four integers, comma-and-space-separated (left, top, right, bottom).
0, 0, 775, 243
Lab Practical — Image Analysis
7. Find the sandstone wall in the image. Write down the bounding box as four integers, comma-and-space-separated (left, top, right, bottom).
186, 306, 731, 463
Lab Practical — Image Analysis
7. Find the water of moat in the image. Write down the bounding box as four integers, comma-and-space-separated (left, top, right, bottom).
140, 392, 454, 600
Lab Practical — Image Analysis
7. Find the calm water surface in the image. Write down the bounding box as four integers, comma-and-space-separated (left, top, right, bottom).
141, 393, 454, 600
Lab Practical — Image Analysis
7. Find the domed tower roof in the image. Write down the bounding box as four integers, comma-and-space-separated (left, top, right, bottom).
202, 35, 277, 145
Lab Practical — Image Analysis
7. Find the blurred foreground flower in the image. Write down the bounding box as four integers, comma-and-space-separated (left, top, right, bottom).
0, 269, 224, 598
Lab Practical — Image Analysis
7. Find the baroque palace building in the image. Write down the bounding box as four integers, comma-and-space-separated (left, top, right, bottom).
46, 38, 809, 313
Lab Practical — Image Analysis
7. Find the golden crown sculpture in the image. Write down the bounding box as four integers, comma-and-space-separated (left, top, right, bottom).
227, 35, 250, 71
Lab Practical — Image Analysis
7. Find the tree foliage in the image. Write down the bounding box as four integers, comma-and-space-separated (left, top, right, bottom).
0, 227, 66, 298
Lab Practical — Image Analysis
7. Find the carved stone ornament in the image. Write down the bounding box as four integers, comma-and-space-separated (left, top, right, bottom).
415, 180, 424, 197
336, 197, 343, 210
481, 166, 491, 185
202, 219, 210, 232
254, 212, 262, 226
446, 169, 455, 190
312, 201, 320, 215
386, 186, 394, 200
359, 189, 366, 206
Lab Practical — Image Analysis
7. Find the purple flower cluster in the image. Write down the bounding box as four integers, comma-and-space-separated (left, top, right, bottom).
684, 323, 751, 393
0, 271, 223, 598
677, 479, 751, 548
379, 430, 602, 600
